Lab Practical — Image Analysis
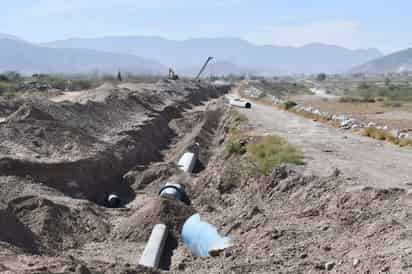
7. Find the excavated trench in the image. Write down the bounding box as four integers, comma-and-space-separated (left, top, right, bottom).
0, 81, 231, 273
0, 81, 229, 206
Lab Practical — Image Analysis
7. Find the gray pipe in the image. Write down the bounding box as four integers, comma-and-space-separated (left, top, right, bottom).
139, 224, 168, 269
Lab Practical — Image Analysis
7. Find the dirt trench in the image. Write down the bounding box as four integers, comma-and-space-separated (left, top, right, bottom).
0, 81, 231, 273
0, 81, 229, 205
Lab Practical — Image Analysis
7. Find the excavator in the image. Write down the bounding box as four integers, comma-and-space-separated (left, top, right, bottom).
168, 68, 179, 80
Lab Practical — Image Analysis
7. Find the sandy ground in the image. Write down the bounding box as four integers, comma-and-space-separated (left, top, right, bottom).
239, 100, 412, 190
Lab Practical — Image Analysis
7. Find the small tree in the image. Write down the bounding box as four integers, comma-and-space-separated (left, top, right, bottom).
316, 73, 327, 81
385, 77, 391, 86
117, 71, 122, 82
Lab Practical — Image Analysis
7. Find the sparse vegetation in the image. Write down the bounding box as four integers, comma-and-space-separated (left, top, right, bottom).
247, 135, 304, 175
246, 80, 311, 99
316, 73, 327, 81
343, 82, 412, 102
362, 127, 412, 147
282, 100, 298, 110
226, 109, 249, 156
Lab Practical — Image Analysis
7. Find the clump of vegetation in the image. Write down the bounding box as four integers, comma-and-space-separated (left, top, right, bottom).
247, 135, 304, 175
226, 139, 247, 155
282, 100, 298, 110
247, 81, 311, 99
382, 101, 403, 108
316, 73, 327, 81
362, 127, 412, 147
339, 97, 376, 103
344, 82, 412, 103
226, 110, 249, 156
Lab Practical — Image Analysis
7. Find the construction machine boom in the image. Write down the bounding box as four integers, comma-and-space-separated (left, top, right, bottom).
195, 57, 214, 80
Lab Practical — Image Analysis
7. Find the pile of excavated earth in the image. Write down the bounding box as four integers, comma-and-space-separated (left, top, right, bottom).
1, 81, 412, 273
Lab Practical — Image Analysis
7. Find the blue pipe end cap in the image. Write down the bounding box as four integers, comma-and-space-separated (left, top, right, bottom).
182, 214, 232, 257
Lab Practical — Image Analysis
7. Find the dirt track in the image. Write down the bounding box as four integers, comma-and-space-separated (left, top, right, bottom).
239, 100, 412, 190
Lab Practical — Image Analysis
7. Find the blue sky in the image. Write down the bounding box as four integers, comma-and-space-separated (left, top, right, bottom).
1, 0, 411, 53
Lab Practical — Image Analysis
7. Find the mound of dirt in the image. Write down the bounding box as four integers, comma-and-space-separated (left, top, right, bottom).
171, 152, 412, 273
0, 208, 39, 254
7, 196, 110, 255
115, 198, 195, 243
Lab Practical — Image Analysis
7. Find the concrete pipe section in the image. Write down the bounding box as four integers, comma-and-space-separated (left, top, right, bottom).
139, 224, 168, 269
229, 98, 252, 109
177, 152, 197, 173
159, 182, 189, 204
106, 194, 121, 208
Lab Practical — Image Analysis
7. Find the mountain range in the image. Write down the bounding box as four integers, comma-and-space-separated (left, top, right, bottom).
43, 36, 382, 75
0, 37, 165, 75
0, 33, 391, 76
351, 48, 412, 74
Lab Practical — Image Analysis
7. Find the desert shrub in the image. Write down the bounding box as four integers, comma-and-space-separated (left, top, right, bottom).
382, 101, 403, 108
283, 100, 297, 110
0, 81, 16, 94
226, 139, 247, 155
69, 80, 93, 91
316, 73, 327, 81
361, 127, 412, 146
399, 138, 412, 147
247, 135, 304, 175
49, 78, 68, 90
0, 74, 9, 82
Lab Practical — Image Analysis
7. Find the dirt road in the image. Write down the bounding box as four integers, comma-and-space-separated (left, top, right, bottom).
239, 101, 412, 190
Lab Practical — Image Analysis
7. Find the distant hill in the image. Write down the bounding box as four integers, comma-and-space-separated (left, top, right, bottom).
0, 33, 24, 41
351, 48, 412, 74
43, 36, 383, 75
0, 39, 166, 75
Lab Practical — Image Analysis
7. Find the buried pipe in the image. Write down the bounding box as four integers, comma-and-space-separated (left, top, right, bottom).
106, 194, 121, 208
159, 182, 189, 205
177, 152, 197, 173
139, 224, 168, 269
182, 214, 232, 257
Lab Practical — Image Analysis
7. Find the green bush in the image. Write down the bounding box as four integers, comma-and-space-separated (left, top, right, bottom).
226, 139, 247, 155
283, 100, 298, 110
69, 80, 93, 91
247, 135, 304, 175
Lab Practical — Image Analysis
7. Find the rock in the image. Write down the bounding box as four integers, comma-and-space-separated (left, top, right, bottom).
321, 225, 329, 231
325, 261, 335, 271
381, 265, 390, 272
353, 259, 360, 267
323, 245, 332, 251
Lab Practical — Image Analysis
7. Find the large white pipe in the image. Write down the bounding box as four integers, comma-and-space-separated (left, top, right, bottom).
177, 152, 197, 173
139, 224, 168, 269
229, 99, 251, 109
159, 182, 186, 202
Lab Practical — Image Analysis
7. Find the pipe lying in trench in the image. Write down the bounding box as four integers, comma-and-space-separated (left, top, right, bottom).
159, 182, 188, 204
139, 224, 168, 269
177, 152, 197, 173
182, 214, 232, 257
